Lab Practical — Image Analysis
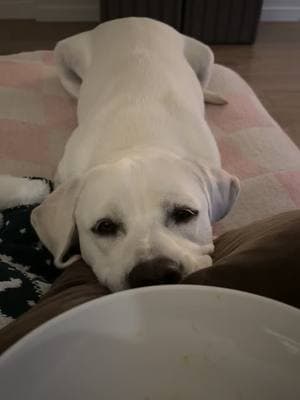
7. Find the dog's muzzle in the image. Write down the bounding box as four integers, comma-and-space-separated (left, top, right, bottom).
127, 257, 182, 288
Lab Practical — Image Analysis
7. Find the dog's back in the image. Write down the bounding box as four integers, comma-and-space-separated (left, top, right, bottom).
79, 18, 204, 118
55, 18, 220, 183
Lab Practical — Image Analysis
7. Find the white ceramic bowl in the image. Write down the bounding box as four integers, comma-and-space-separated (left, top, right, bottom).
1, 285, 300, 400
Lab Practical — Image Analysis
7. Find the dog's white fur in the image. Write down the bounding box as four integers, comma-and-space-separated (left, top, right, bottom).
29, 18, 239, 291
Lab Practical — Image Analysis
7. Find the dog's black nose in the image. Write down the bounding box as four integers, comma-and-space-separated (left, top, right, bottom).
127, 257, 182, 288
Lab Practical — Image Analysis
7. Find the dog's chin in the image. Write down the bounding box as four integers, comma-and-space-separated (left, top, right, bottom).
106, 271, 187, 292
101, 276, 128, 293
109, 283, 127, 292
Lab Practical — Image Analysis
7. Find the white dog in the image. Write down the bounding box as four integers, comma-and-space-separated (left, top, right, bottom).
29, 18, 240, 291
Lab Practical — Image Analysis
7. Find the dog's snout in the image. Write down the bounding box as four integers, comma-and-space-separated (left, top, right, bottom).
127, 257, 182, 288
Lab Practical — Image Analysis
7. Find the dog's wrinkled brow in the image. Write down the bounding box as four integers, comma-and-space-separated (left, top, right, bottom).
162, 198, 200, 213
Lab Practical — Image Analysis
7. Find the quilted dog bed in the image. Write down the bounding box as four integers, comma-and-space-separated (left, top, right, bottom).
0, 50, 300, 331
0, 50, 299, 235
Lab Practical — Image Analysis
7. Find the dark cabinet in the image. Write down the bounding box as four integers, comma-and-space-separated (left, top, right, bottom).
100, 0, 183, 31
100, 0, 263, 44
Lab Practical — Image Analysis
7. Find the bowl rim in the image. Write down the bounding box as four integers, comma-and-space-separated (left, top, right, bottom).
1, 284, 299, 363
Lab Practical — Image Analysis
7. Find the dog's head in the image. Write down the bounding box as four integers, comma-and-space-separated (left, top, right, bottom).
31, 154, 239, 291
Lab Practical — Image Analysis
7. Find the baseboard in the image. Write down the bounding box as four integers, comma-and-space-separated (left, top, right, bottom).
261, 6, 300, 21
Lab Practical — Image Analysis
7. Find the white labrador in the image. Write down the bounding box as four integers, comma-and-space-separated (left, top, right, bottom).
31, 18, 240, 291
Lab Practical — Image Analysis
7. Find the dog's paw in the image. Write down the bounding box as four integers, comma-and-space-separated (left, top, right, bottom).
197, 254, 213, 269
183, 252, 213, 275
201, 243, 215, 255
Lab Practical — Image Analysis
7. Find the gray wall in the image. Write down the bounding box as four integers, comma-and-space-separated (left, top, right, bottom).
261, 0, 300, 21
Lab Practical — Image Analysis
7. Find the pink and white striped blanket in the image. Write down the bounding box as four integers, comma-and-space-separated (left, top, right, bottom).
0, 51, 299, 234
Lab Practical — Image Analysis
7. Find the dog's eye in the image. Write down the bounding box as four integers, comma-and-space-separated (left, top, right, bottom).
92, 218, 121, 236
171, 207, 199, 224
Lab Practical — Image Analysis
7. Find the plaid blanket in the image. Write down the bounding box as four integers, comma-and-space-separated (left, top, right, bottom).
0, 179, 60, 329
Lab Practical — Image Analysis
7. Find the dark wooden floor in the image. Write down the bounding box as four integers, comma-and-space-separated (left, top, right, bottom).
0, 20, 299, 147
213, 23, 300, 148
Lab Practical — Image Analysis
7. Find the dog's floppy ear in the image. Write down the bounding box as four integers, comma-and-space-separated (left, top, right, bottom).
190, 161, 240, 223
31, 178, 83, 268
54, 30, 92, 98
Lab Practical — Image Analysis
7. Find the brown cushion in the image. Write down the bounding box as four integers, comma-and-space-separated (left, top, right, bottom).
182, 210, 300, 308
0, 210, 299, 354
